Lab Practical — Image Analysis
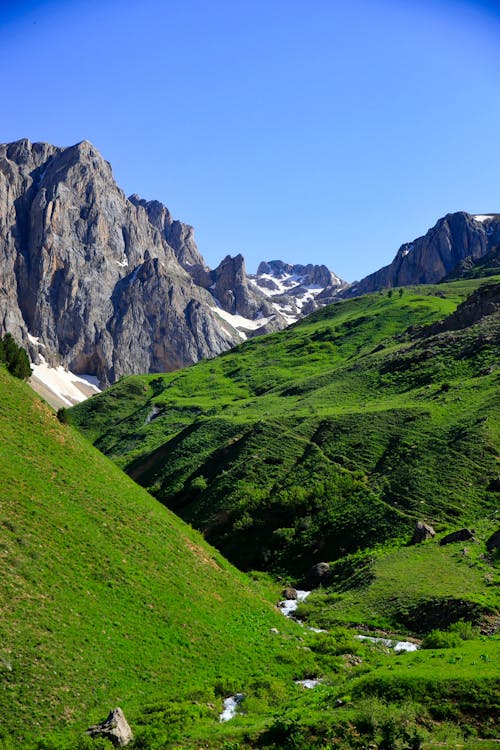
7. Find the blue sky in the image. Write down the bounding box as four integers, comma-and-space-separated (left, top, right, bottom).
1, 0, 500, 280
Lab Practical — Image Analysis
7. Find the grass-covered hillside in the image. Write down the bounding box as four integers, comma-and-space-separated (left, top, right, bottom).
70, 279, 500, 582
0, 366, 311, 747
2, 280, 499, 750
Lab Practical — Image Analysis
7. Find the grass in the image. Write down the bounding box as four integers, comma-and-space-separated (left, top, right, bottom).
0, 367, 310, 747
4, 277, 499, 747
297, 538, 499, 632
0, 365, 497, 747
69, 278, 500, 578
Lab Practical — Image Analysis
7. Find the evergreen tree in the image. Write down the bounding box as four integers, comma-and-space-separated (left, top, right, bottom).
0, 333, 32, 380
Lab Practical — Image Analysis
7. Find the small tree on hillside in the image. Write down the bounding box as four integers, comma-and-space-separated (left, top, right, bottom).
0, 333, 32, 380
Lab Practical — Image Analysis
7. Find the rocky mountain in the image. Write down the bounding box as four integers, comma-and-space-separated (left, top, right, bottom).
3, 138, 498, 395
0, 139, 288, 387
342, 212, 500, 297
249, 260, 347, 323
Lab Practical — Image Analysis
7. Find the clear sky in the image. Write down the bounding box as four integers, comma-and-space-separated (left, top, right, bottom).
1, 0, 500, 281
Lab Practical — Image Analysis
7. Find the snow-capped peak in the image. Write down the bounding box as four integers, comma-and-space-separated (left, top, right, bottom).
248, 260, 346, 324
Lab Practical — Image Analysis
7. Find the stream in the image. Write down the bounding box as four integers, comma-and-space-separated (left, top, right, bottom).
219, 693, 244, 722
219, 587, 419, 720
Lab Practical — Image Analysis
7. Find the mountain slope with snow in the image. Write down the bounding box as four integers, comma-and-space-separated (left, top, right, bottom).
249, 260, 348, 323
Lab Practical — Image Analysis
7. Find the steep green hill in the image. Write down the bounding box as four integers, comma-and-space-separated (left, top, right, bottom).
70, 279, 500, 580
2, 277, 500, 750
0, 367, 308, 747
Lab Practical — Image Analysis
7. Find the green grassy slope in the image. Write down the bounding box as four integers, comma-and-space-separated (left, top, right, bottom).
297, 535, 499, 632
70, 279, 500, 582
0, 367, 310, 746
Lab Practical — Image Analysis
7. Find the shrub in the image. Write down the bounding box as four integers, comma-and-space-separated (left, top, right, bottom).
57, 408, 69, 424
447, 620, 479, 641
0, 333, 32, 380
189, 475, 208, 493
421, 629, 461, 649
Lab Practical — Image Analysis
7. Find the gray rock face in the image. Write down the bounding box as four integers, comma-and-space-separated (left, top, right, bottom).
86, 707, 133, 747
128, 198, 289, 334
250, 260, 347, 323
344, 212, 500, 297
0, 139, 245, 384
128, 194, 206, 270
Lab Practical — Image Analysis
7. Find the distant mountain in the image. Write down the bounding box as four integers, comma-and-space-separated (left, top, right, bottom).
342, 212, 500, 297
0, 139, 290, 389
249, 260, 347, 323
2, 139, 499, 394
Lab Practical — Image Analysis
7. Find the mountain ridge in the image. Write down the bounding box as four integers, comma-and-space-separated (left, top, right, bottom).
1, 138, 499, 397
341, 211, 500, 297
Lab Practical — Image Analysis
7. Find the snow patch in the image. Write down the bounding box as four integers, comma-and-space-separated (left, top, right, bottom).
211, 306, 271, 339
473, 214, 495, 223
27, 333, 45, 348
30, 355, 101, 408
116, 254, 129, 267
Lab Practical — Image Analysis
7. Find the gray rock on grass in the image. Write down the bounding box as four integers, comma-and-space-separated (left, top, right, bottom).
86, 707, 133, 747
439, 528, 475, 546
411, 521, 436, 544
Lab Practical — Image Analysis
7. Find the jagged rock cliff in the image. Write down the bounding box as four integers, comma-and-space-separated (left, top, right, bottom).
249, 260, 347, 322
343, 212, 500, 297
0, 139, 285, 384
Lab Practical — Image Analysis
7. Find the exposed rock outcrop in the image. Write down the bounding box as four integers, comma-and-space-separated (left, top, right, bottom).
439, 528, 475, 546
0, 139, 275, 384
343, 212, 500, 297
86, 707, 133, 746
411, 521, 436, 544
486, 528, 500, 552
413, 281, 500, 338
306, 562, 331, 588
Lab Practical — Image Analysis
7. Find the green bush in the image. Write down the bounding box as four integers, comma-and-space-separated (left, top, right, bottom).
421, 629, 462, 649
447, 620, 479, 641
0, 333, 32, 380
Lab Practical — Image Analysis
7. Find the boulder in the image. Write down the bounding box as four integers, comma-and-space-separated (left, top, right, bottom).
282, 587, 297, 600
486, 528, 500, 552
411, 521, 436, 544
306, 562, 331, 588
86, 707, 133, 747
439, 528, 475, 546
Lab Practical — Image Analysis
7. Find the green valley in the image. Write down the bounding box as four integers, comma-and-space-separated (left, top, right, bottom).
1, 276, 499, 749
70, 278, 500, 582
